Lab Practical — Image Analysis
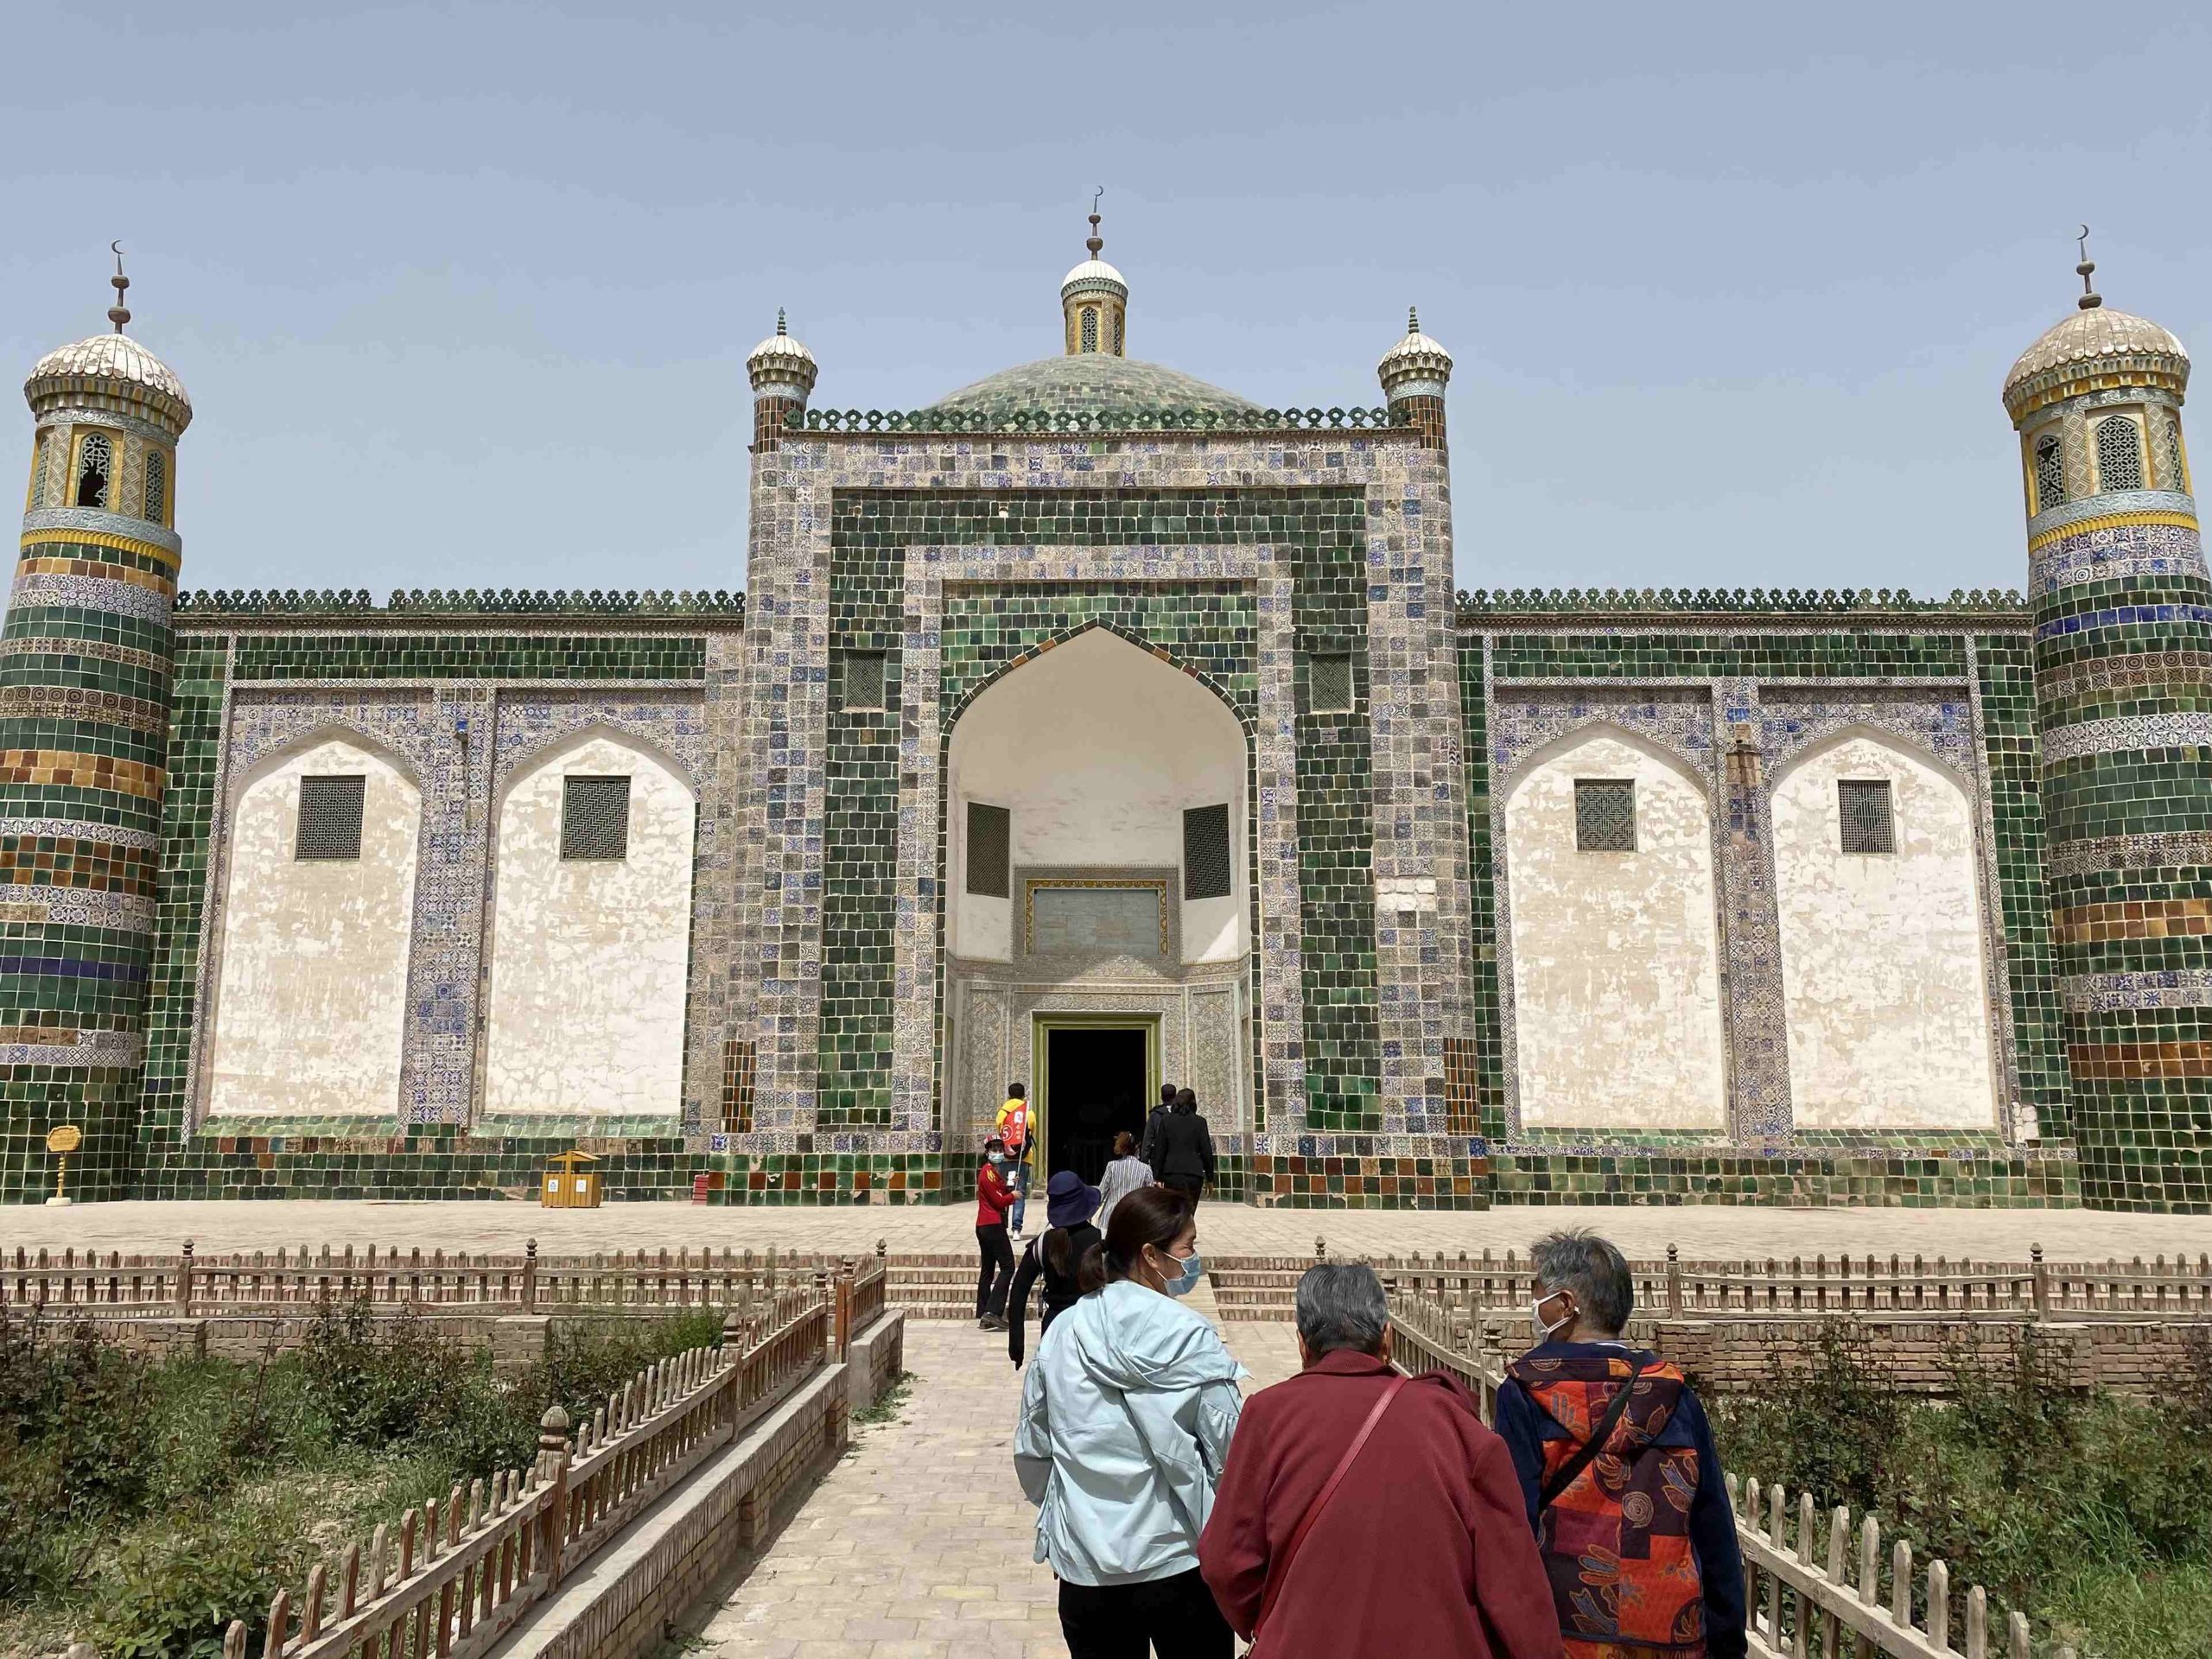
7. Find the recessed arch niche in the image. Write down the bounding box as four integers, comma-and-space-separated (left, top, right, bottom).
482, 728, 696, 1118
1503, 726, 1727, 1130
945, 627, 1249, 967
1770, 728, 1999, 1130
206, 733, 421, 1117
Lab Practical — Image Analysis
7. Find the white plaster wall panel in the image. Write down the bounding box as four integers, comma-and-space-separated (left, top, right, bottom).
1504, 731, 1727, 1129
1771, 734, 1999, 1130
945, 630, 1246, 964
207, 738, 419, 1117
484, 733, 695, 1117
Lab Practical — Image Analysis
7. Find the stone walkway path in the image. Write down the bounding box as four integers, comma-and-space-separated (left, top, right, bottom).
17, 1198, 2212, 1262
677, 1286, 1299, 1659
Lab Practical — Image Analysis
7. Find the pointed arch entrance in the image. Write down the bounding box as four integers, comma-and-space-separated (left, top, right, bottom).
940, 626, 1253, 1175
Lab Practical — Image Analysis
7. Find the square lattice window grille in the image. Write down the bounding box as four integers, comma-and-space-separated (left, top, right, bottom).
967, 802, 1010, 897
1184, 804, 1233, 899
1309, 652, 1354, 714
296, 774, 365, 861
1573, 779, 1636, 852
842, 651, 886, 711
561, 774, 632, 861
1838, 779, 1896, 855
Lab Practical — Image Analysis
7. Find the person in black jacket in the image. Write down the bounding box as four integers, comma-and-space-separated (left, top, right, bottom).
1155, 1087, 1216, 1211
1138, 1081, 1177, 1173
1007, 1169, 1103, 1368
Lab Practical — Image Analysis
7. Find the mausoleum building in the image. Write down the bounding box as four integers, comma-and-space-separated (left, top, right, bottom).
6, 226, 2209, 1211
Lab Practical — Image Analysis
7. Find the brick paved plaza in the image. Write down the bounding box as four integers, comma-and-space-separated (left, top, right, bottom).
10, 1198, 2212, 1263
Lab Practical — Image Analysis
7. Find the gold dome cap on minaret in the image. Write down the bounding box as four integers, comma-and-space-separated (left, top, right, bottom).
2002, 232, 2188, 423
1377, 307, 1452, 397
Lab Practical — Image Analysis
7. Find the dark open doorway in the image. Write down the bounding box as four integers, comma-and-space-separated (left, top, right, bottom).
1046, 1027, 1148, 1186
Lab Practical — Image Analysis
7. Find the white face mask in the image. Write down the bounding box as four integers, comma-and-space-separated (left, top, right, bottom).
1530, 1289, 1575, 1341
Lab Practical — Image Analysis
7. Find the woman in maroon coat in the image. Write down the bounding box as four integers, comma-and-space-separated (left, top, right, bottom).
1198, 1263, 1563, 1659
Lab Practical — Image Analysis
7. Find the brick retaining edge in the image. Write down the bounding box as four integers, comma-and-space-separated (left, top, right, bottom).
495, 1307, 906, 1659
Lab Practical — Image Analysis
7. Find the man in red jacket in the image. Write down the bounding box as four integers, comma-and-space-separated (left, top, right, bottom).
1198, 1262, 1563, 1659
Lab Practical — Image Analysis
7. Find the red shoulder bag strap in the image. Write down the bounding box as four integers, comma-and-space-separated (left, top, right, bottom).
1250, 1375, 1408, 1644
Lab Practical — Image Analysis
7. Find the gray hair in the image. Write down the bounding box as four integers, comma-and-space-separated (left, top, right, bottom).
1294, 1262, 1389, 1357
1529, 1229, 1634, 1335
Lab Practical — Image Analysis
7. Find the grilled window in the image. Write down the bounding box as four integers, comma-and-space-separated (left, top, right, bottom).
1080, 307, 1098, 353
1573, 779, 1636, 852
1112, 312, 1123, 354
2158, 409, 2190, 493
74, 431, 111, 510
560, 774, 632, 861
842, 650, 885, 711
1309, 652, 1354, 714
143, 450, 166, 524
296, 774, 365, 861
1838, 779, 1896, 855
1184, 803, 1233, 899
2033, 433, 2065, 513
28, 433, 49, 510
967, 802, 1010, 897
2094, 414, 2145, 493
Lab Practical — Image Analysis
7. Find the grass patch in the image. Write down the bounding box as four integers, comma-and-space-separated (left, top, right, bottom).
0, 1303, 725, 1657
850, 1373, 914, 1427
1706, 1323, 2212, 1659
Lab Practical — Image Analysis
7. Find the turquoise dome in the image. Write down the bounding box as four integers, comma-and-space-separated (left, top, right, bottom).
925, 354, 1259, 420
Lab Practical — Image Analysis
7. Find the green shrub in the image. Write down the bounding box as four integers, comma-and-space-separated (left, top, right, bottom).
94, 1521, 307, 1659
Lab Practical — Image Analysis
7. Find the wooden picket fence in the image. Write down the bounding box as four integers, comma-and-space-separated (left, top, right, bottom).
0, 1239, 891, 1319
1364, 1242, 2212, 1322
1385, 1288, 2080, 1659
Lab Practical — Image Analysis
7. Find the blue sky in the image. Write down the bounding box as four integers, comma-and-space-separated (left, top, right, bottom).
4, 3, 2208, 598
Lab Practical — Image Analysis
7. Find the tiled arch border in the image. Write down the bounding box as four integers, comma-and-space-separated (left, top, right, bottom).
894, 547, 1307, 1152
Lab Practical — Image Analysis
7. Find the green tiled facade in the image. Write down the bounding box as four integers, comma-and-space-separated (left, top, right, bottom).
12, 258, 2212, 1213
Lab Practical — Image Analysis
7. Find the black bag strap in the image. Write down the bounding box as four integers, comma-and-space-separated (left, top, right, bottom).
1538, 1357, 1649, 1511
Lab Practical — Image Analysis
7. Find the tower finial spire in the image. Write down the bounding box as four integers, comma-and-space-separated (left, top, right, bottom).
107, 241, 130, 334
1086, 186, 1104, 259
2075, 223, 2101, 311
1408, 305, 1419, 335
776, 307, 786, 336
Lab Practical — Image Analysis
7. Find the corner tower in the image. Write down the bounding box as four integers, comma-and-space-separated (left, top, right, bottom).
1379, 308, 1452, 451
4, 252, 190, 1202
2005, 238, 2209, 1211
747, 309, 817, 451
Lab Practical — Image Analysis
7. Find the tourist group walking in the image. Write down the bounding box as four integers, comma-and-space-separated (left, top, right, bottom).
982, 1090, 1746, 1658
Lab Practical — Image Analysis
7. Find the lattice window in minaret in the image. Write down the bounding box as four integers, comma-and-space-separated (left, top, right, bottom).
2094, 415, 2145, 493
143, 451, 167, 525
1081, 308, 1098, 353
28, 434, 48, 512
2159, 409, 2191, 494
1112, 312, 1123, 355
74, 432, 111, 510
2033, 433, 2065, 514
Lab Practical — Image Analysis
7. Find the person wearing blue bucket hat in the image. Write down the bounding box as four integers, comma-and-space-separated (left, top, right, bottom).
1007, 1168, 1102, 1369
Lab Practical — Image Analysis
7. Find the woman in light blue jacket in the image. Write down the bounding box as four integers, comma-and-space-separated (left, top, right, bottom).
1014, 1183, 1245, 1658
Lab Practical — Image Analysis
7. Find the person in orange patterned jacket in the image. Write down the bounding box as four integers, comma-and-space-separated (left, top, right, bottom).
1491, 1230, 1746, 1659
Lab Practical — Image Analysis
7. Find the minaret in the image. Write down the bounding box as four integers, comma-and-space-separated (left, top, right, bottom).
1378, 307, 1452, 450
3, 249, 191, 1202
2005, 231, 2209, 1212
1060, 194, 1128, 358
746, 309, 817, 452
